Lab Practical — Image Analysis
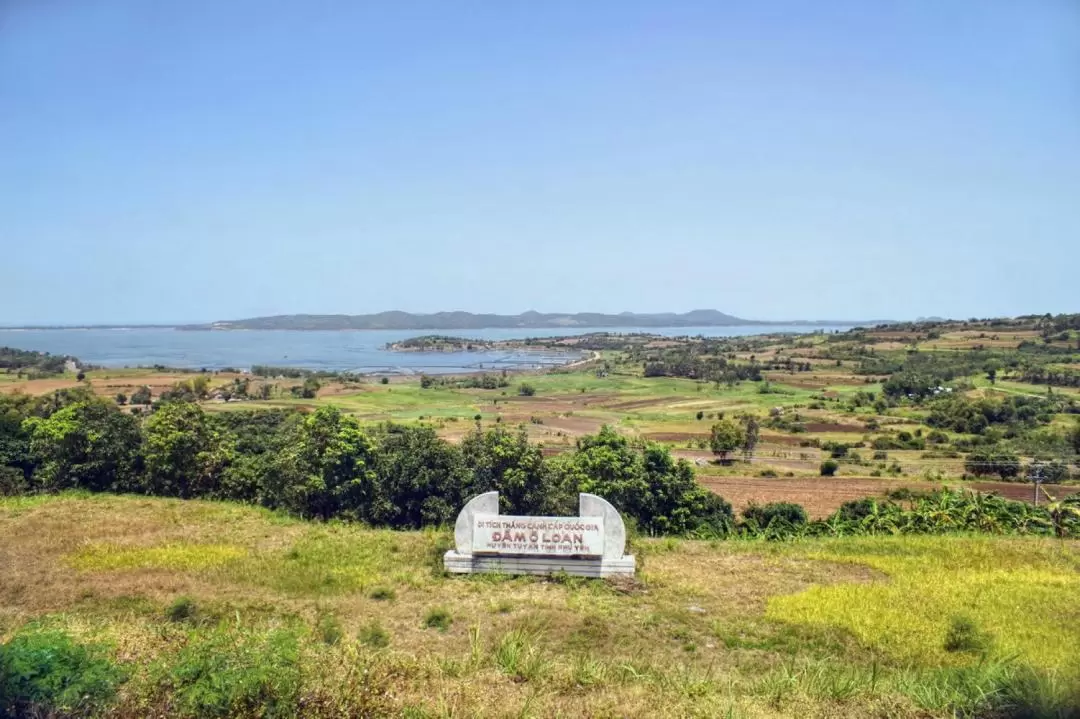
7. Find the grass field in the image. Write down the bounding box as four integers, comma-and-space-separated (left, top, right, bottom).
2, 494, 1078, 717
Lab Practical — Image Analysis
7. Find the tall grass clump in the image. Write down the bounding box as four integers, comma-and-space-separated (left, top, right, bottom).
153, 627, 301, 718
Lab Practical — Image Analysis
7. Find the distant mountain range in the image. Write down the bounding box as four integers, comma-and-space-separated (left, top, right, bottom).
175, 310, 878, 331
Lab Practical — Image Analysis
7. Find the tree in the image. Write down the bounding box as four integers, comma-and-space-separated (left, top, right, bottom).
742, 416, 760, 460
76, 371, 86, 381
144, 402, 229, 498
986, 367, 997, 385
518, 383, 536, 397
25, 399, 142, 492
419, 375, 436, 389
559, 426, 732, 535
191, 375, 210, 399
380, 377, 390, 385
368, 423, 470, 528
709, 419, 743, 462
461, 424, 566, 515
0, 394, 35, 482
259, 406, 377, 519
130, 386, 152, 406
562, 426, 650, 522
696, 411, 704, 421
1026, 459, 1070, 484
301, 377, 321, 398
115, 393, 127, 406
820, 459, 839, 476
964, 448, 1021, 480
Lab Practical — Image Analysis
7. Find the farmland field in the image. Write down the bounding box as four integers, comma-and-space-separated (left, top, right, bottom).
1, 493, 1077, 718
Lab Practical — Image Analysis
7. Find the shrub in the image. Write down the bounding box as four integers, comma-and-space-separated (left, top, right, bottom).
696, 410, 704, 420
872, 450, 888, 461
358, 621, 390, 648
369, 586, 396, 601
834, 497, 877, 521
424, 607, 452, 631
0, 466, 27, 497
380, 377, 389, 385
742, 502, 807, 527
820, 459, 839, 476
316, 613, 343, 646
944, 615, 993, 655
518, 383, 536, 397
165, 596, 197, 623
0, 628, 125, 718
156, 628, 301, 718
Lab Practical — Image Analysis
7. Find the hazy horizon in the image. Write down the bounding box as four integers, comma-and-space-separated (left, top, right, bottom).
0, 307, 1025, 330
3, 1, 1077, 325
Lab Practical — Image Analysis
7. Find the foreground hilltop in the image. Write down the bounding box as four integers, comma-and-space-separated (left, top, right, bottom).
181, 309, 869, 331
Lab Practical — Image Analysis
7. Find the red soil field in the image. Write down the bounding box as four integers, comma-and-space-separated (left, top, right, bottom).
698, 476, 1080, 519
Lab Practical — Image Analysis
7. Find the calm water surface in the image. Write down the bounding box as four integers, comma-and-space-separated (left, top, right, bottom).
0, 325, 852, 374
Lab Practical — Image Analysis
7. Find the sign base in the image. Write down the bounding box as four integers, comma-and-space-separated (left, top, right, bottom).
443, 550, 635, 578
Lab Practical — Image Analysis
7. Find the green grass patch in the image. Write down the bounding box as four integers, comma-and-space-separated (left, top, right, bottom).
0, 627, 126, 717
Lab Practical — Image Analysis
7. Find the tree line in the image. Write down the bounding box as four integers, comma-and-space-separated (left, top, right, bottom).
3, 389, 1078, 539
0, 390, 730, 536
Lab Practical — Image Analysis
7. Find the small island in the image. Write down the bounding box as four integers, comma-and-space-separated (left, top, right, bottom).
385, 335, 496, 352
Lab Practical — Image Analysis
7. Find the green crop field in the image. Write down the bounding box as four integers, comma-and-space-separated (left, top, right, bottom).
2, 494, 1078, 718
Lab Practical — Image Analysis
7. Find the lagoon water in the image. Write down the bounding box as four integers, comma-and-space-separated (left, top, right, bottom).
0, 325, 852, 374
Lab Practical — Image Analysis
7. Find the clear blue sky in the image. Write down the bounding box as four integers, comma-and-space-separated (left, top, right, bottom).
2, 1, 1077, 325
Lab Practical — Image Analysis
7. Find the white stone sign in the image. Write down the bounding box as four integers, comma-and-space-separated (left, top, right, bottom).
471, 514, 604, 557
443, 492, 635, 578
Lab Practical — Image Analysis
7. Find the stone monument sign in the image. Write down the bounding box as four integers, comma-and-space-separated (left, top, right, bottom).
443, 492, 636, 577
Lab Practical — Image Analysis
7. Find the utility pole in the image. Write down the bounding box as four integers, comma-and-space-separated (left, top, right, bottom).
1031, 463, 1044, 507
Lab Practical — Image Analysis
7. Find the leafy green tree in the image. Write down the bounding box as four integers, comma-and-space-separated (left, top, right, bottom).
419, 375, 436, 389
742, 416, 760, 460
964, 448, 1021, 480
820, 459, 839, 476
144, 402, 230, 498
560, 426, 731, 535
461, 424, 567, 514
0, 394, 35, 481
517, 383, 536, 397
25, 399, 142, 492
709, 419, 743, 462
130, 386, 152, 406
260, 406, 377, 519
562, 426, 649, 520
369, 423, 469, 528
115, 393, 127, 406
639, 443, 732, 535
